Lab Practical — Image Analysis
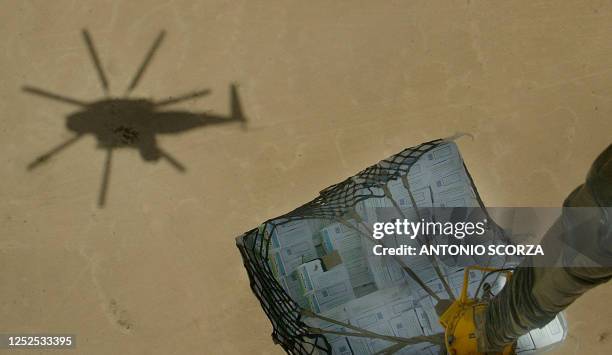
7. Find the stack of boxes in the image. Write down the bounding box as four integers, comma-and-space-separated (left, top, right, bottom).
321, 223, 378, 297
268, 220, 318, 309
263, 142, 565, 354
296, 259, 355, 313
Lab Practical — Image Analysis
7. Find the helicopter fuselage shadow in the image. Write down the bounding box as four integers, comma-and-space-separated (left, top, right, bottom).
66, 97, 243, 162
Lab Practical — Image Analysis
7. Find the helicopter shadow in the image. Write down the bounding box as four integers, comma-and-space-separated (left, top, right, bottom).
24, 29, 247, 207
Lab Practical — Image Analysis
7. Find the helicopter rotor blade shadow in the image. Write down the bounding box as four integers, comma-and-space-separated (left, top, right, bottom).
82, 29, 110, 95
158, 147, 186, 172
98, 148, 112, 207
22, 86, 87, 107
27, 134, 84, 170
154, 89, 212, 107
125, 30, 166, 95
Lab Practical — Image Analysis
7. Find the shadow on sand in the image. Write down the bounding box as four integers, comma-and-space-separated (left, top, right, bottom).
24, 29, 246, 207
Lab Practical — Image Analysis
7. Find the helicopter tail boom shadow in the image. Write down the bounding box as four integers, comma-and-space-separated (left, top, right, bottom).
152, 84, 247, 133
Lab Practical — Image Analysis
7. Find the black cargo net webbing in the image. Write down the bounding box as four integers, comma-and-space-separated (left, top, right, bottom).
236, 138, 501, 354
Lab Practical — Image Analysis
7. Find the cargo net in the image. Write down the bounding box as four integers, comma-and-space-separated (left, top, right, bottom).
236, 138, 507, 354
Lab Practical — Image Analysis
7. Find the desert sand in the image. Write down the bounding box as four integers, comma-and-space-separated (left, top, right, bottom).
1, 1, 611, 354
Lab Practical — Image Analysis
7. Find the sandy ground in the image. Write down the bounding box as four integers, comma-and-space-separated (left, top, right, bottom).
1, 1, 611, 354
